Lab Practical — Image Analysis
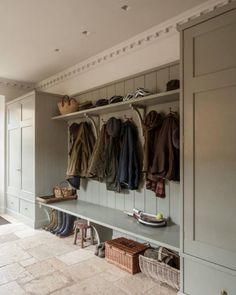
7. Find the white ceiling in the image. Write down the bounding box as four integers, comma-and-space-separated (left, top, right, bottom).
0, 0, 208, 83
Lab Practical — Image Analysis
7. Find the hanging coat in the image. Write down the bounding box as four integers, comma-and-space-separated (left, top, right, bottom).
87, 124, 109, 180
67, 122, 95, 184
142, 111, 165, 198
105, 117, 122, 192
151, 113, 180, 181
118, 121, 141, 190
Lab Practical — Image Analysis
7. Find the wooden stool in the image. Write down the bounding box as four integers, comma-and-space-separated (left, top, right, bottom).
73, 220, 94, 248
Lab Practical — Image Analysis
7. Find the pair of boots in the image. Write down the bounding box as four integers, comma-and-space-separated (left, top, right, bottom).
94, 242, 105, 258
54, 212, 76, 238
43, 210, 75, 238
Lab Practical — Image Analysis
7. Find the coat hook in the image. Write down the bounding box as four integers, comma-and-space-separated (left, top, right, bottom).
124, 114, 132, 121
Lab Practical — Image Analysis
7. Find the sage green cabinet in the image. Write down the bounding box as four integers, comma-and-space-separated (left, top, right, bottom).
6, 91, 68, 228
180, 0, 236, 282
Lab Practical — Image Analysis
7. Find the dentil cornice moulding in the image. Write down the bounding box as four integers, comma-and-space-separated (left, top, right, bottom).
36, 0, 233, 91
0, 77, 34, 90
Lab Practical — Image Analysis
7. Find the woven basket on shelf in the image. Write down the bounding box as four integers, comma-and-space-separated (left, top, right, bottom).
139, 255, 180, 290
57, 95, 79, 115
53, 181, 76, 198
105, 237, 149, 274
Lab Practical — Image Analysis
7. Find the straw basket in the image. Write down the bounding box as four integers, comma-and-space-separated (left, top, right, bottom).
57, 95, 79, 115
53, 181, 76, 198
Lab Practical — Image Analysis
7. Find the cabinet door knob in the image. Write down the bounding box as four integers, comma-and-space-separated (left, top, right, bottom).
17, 168, 21, 171
221, 291, 227, 295
25, 207, 28, 210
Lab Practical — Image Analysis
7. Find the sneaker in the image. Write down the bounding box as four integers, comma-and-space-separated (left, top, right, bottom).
134, 88, 152, 98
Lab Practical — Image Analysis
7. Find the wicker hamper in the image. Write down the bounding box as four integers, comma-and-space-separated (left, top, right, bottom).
139, 255, 180, 290
105, 237, 149, 274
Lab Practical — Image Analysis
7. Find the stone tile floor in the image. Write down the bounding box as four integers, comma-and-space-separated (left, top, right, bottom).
0, 215, 177, 295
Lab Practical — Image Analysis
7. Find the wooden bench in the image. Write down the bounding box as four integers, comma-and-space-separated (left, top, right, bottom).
39, 199, 180, 252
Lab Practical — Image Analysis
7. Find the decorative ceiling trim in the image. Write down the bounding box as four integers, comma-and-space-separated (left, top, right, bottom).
0, 77, 34, 90
36, 0, 232, 91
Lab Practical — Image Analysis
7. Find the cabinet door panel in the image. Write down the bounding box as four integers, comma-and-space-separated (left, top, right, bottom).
183, 7, 236, 270
20, 124, 35, 199
7, 128, 21, 196
184, 258, 236, 295
7, 103, 20, 126
21, 96, 34, 122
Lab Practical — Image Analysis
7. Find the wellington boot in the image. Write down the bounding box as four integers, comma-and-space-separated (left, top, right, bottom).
55, 213, 67, 235
43, 209, 54, 230
46, 210, 57, 231
50, 211, 59, 232
52, 211, 63, 234
59, 214, 76, 238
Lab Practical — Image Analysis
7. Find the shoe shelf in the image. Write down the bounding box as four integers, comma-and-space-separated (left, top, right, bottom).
39, 199, 180, 252
51, 89, 180, 121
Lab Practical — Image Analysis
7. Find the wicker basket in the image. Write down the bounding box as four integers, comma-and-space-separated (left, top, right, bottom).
57, 95, 79, 115
139, 255, 180, 290
105, 237, 149, 274
53, 181, 76, 198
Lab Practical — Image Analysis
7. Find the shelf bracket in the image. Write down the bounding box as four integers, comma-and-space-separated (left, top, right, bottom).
129, 104, 146, 135
84, 113, 98, 138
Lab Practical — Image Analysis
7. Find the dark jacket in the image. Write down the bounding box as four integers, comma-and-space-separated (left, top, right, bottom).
142, 110, 163, 173
105, 118, 122, 192
118, 121, 141, 190
151, 113, 179, 181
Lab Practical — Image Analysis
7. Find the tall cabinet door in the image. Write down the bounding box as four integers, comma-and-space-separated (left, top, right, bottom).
19, 96, 35, 200
183, 8, 236, 270
7, 103, 21, 196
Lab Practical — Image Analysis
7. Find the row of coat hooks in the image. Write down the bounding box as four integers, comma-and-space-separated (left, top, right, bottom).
101, 114, 133, 124
70, 106, 178, 139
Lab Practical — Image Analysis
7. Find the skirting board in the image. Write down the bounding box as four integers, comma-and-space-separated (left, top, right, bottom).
0, 207, 5, 214
6, 208, 47, 229
177, 292, 186, 295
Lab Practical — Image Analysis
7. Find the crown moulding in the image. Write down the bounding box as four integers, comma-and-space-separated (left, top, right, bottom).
0, 77, 34, 90
36, 0, 232, 91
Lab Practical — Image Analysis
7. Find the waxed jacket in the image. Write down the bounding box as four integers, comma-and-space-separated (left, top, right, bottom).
87, 124, 109, 180
118, 121, 141, 190
67, 122, 95, 179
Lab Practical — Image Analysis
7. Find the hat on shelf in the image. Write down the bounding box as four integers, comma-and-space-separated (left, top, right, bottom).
95, 98, 109, 107
109, 95, 123, 104
166, 79, 180, 91
79, 100, 94, 110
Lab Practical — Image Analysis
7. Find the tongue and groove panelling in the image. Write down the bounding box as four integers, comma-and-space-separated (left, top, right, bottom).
72, 61, 180, 225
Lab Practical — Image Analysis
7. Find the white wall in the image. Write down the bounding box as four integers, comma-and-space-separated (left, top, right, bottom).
0, 85, 29, 102
0, 95, 5, 213
38, 32, 179, 96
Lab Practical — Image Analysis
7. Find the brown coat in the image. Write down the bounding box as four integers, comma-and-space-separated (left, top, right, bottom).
150, 113, 179, 181
142, 110, 163, 173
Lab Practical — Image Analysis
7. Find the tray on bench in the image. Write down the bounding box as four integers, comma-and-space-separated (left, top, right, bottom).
36, 195, 77, 204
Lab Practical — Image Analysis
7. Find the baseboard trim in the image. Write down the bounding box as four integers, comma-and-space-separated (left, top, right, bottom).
34, 218, 48, 229
6, 209, 35, 228
177, 292, 187, 295
0, 207, 5, 214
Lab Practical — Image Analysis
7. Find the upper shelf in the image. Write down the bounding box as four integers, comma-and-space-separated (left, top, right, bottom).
52, 89, 179, 121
